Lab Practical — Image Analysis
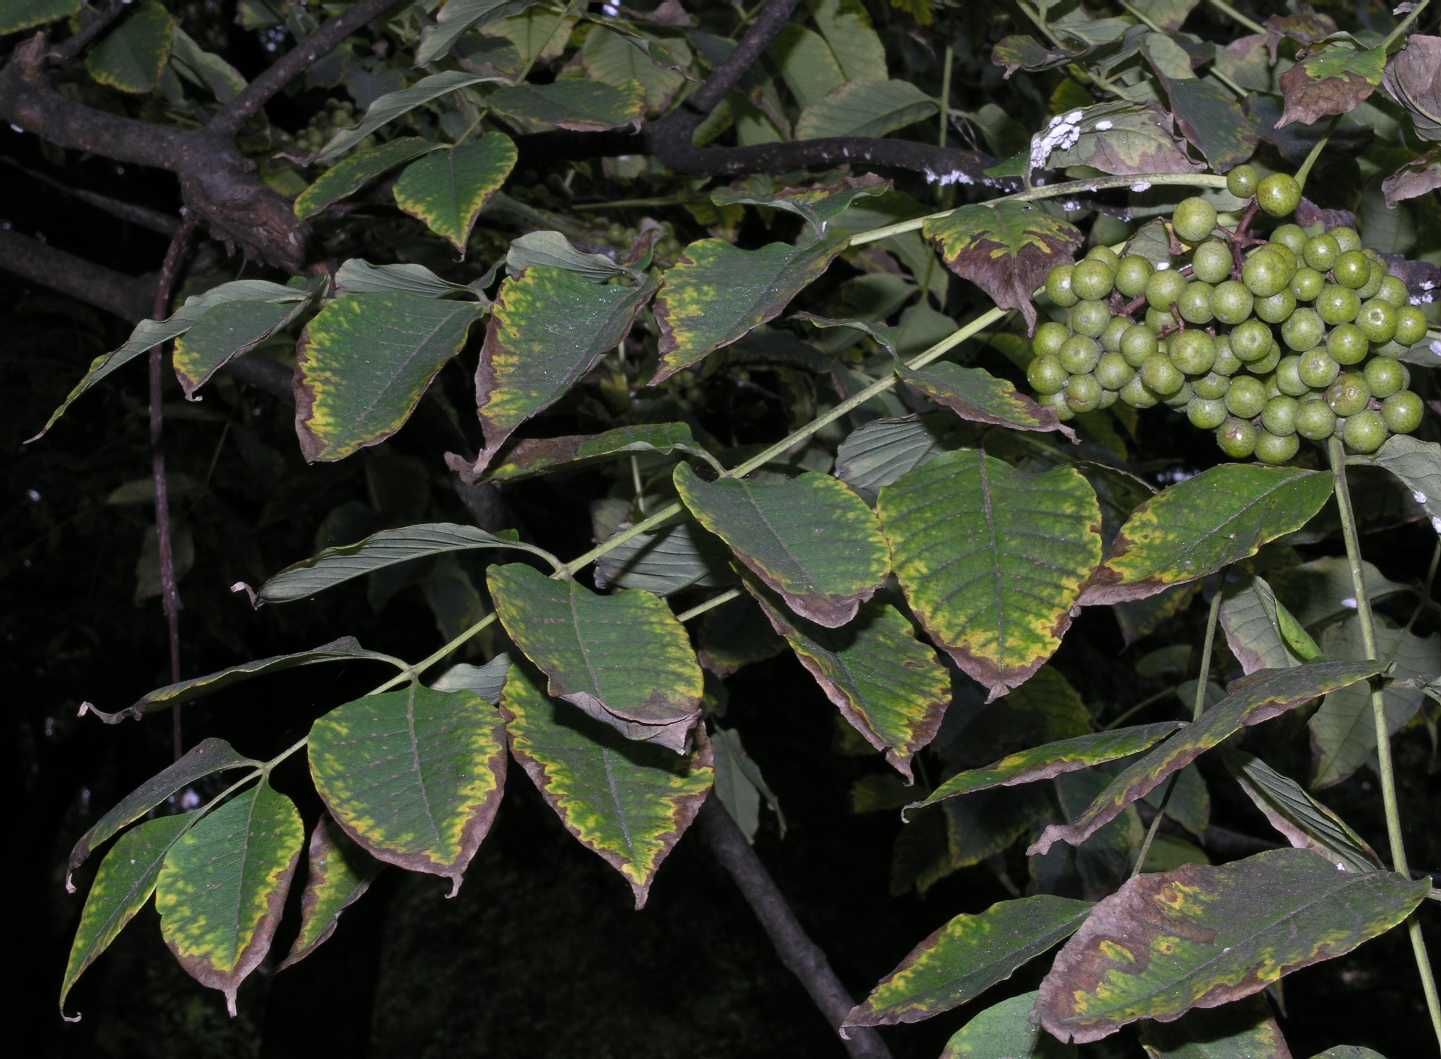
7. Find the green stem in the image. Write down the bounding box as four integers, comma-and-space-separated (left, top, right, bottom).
1328, 436, 1441, 1053
675, 588, 742, 623
1131, 588, 1223, 877
1384, 0, 1431, 50
848, 173, 1229, 247
1204, 0, 1264, 35
1294, 121, 1336, 194
1103, 686, 1179, 731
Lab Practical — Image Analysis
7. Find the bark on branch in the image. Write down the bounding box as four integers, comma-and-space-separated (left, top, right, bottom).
696, 799, 893, 1059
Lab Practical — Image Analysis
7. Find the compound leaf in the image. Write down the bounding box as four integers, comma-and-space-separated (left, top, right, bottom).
499, 663, 713, 908
1081, 465, 1333, 606
1036, 849, 1427, 1044
673, 465, 889, 627
487, 562, 703, 751
845, 894, 1092, 1027
155, 781, 304, 1015
295, 293, 484, 462
877, 449, 1102, 700
308, 684, 507, 894
278, 815, 380, 969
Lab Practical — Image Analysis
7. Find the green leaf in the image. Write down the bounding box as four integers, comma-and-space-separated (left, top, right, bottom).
710, 725, 784, 841
156, 781, 304, 1015
417, 0, 518, 64
1219, 575, 1319, 674
86, 1, 174, 94
1215, 32, 1269, 92
0, 0, 82, 35
504, 229, 633, 279
651, 237, 843, 384
1029, 661, 1383, 855
710, 173, 890, 237
172, 293, 316, 397
1082, 465, 1334, 606
1035, 848, 1428, 1044
1308, 617, 1438, 788
487, 562, 704, 752
168, 26, 246, 102
771, 25, 846, 106
461, 266, 654, 476
834, 415, 963, 502
898, 360, 1076, 440
922, 202, 1083, 331
1045, 102, 1202, 176
317, 72, 506, 162
581, 26, 689, 112
593, 520, 732, 595
794, 79, 937, 139
294, 138, 434, 221
1128, 0, 1201, 32
257, 523, 549, 603
66, 738, 257, 889
277, 815, 379, 969
1278, 44, 1386, 128
30, 279, 308, 441
813, 0, 887, 82
60, 812, 196, 1020
1309, 1049, 1387, 1058
1164, 74, 1259, 172
1137, 995, 1293, 1057
908, 722, 1184, 813
992, 35, 1079, 78
295, 293, 484, 462
1273, 556, 1409, 627
487, 79, 645, 131
1351, 435, 1441, 528
941, 991, 1075, 1058
392, 133, 517, 253
79, 637, 394, 723
844, 894, 1092, 1027
673, 465, 889, 627
484, 423, 715, 482
498, 663, 714, 907
334, 258, 477, 299
308, 684, 507, 894
743, 578, 949, 780
1227, 751, 1379, 873
431, 652, 513, 701
877, 449, 1102, 699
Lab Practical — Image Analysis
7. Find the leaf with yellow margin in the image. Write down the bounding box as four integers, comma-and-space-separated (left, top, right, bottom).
85, 1, 174, 94
294, 137, 434, 221
877, 449, 1102, 700
844, 894, 1092, 1027
498, 662, 714, 908
674, 464, 890, 627
155, 781, 304, 1015
487, 79, 646, 131
308, 684, 506, 895
487, 562, 704, 752
295, 292, 484, 462
1080, 464, 1333, 607
392, 132, 517, 253
278, 815, 380, 970
1036, 849, 1427, 1044
1, 0, 82, 35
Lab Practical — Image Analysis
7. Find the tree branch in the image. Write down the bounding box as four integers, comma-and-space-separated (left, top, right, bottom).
1, 158, 180, 235
210, 0, 408, 135
696, 799, 893, 1059
690, 0, 803, 114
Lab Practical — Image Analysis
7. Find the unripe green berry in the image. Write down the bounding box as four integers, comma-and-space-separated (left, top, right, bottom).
1275, 355, 1310, 397
1378, 275, 1409, 308
1281, 307, 1325, 352
1096, 352, 1135, 390
1227, 164, 1259, 198
1330, 226, 1362, 253
1101, 314, 1130, 352
1120, 375, 1160, 408
1261, 395, 1299, 436
1033, 321, 1070, 358
1174, 197, 1218, 243
1231, 319, 1273, 362
1085, 245, 1122, 270
1120, 323, 1159, 367
1170, 330, 1216, 375
1291, 267, 1325, 302
1059, 334, 1102, 374
1217, 417, 1259, 458
1115, 255, 1154, 298
1343, 410, 1389, 453
1255, 430, 1300, 464
1243, 250, 1289, 298
1381, 390, 1424, 434
1146, 268, 1187, 310
1325, 372, 1371, 417
1072, 259, 1115, 301
1363, 356, 1408, 399
1256, 173, 1302, 217
1272, 224, 1308, 255
1140, 353, 1185, 396
1226, 375, 1267, 419
1295, 398, 1338, 441
1298, 348, 1341, 389
1178, 281, 1215, 325
1334, 250, 1371, 290
1046, 265, 1079, 307
1066, 373, 1103, 413
1070, 299, 1110, 338
1356, 298, 1398, 344
1211, 280, 1254, 324
1191, 240, 1234, 284
1255, 290, 1296, 324
1326, 323, 1369, 365
1027, 354, 1068, 395
1194, 371, 1232, 400
1395, 305, 1428, 346
1303, 234, 1339, 271
1188, 397, 1229, 429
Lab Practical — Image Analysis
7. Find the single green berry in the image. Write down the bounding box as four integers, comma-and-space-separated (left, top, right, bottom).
1059, 334, 1102, 374
1295, 398, 1338, 441
1298, 348, 1341, 389
1191, 240, 1234, 284
1043, 390, 1075, 421
1231, 318, 1274, 362
1120, 375, 1160, 408
1255, 430, 1301, 464
1033, 321, 1070, 358
1174, 197, 1218, 243
1217, 417, 1259, 458
1334, 250, 1371, 290
1046, 265, 1079, 307
1381, 390, 1424, 433
1325, 372, 1371, 417
1115, 255, 1155, 298
1211, 280, 1254, 325
1140, 353, 1185, 396
1343, 410, 1389, 453
1187, 397, 1229, 429
1256, 173, 1302, 217
1065, 373, 1103, 413
1291, 266, 1325, 302
1316, 284, 1361, 325
1356, 298, 1398, 344
1178, 281, 1215, 325
1070, 299, 1110, 338
1330, 226, 1362, 253
1213, 336, 1242, 376
1243, 250, 1289, 298
1326, 323, 1369, 365
1145, 307, 1173, 332
1170, 330, 1216, 375
1394, 305, 1428, 347
1120, 323, 1159, 367
1378, 275, 1409, 308
1261, 395, 1299, 436
1357, 256, 1386, 300
1100, 315, 1130, 353
1255, 290, 1297, 324
1095, 352, 1135, 390
1272, 224, 1308, 254
1227, 164, 1259, 198
1072, 259, 1115, 301
1225, 375, 1268, 418
1303, 234, 1340, 271
1281, 307, 1325, 352
1364, 356, 1408, 399
1085, 245, 1122, 270
1275, 355, 1310, 397
1194, 371, 1232, 400
1145, 268, 1187, 310
1027, 354, 1068, 395
1249, 343, 1282, 375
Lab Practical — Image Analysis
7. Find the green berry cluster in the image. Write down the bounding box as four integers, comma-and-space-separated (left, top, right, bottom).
1026, 166, 1427, 463
294, 99, 358, 156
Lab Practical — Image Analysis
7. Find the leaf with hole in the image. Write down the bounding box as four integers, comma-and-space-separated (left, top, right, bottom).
60, 812, 196, 1019
844, 894, 1092, 1027
278, 815, 380, 969
673, 465, 889, 627
155, 781, 303, 1015
877, 449, 1102, 700
308, 684, 506, 894
392, 132, 517, 252
1036, 848, 1427, 1044
743, 578, 949, 780
487, 562, 703, 751
295, 293, 485, 462
922, 202, 1082, 332
67, 738, 256, 890
1081, 465, 1333, 606
651, 237, 843, 384
498, 663, 713, 907
1029, 661, 1383, 855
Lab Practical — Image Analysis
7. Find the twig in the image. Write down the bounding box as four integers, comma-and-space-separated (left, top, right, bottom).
0, 158, 180, 235
47, 0, 129, 66
149, 216, 199, 760
695, 798, 893, 1059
